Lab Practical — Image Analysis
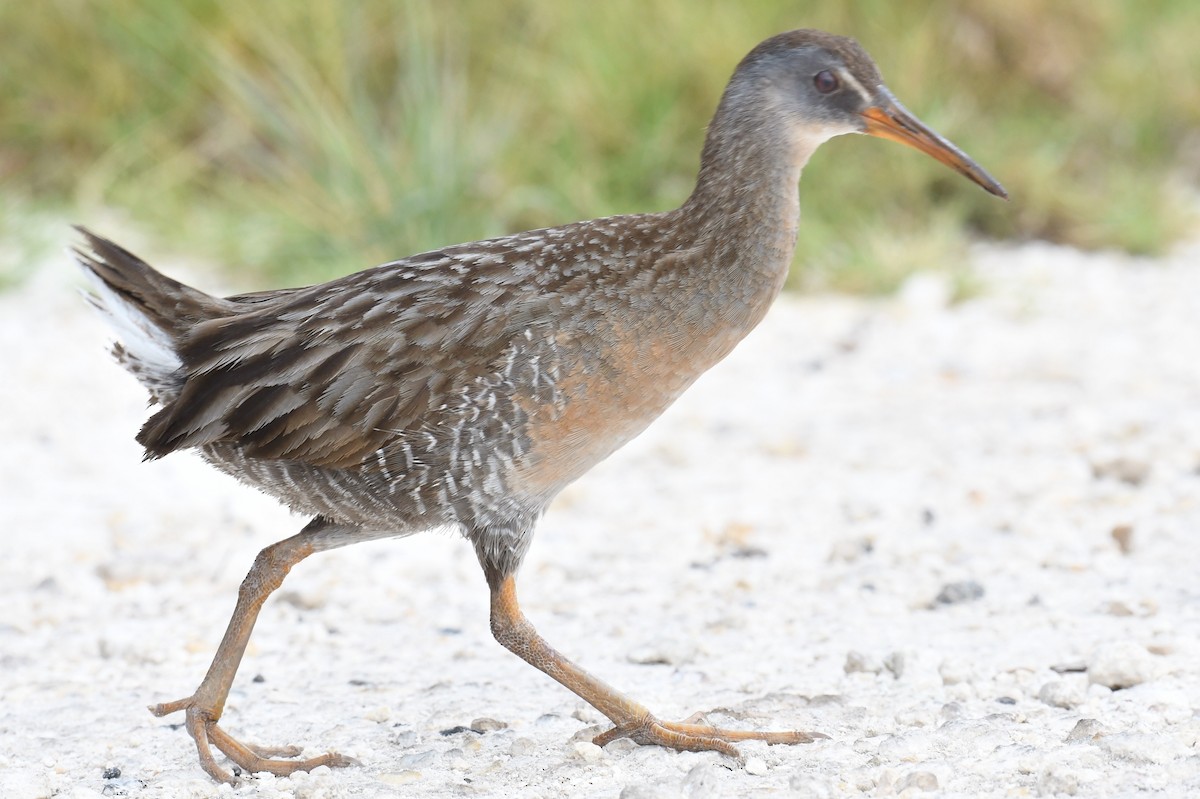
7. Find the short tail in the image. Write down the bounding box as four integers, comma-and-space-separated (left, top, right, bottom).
73, 227, 218, 402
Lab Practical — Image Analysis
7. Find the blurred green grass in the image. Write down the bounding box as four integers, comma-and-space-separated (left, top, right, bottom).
2, 0, 1197, 291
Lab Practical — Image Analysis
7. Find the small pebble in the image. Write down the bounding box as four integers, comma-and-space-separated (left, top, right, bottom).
894, 707, 937, 728
934, 580, 984, 605
602, 737, 640, 755
939, 657, 972, 685
828, 536, 874, 562
397, 750, 437, 769
899, 771, 939, 792
844, 650, 884, 675
1038, 679, 1085, 709
940, 702, 965, 721
883, 651, 906, 679
1110, 524, 1134, 554
102, 766, 121, 779
378, 771, 422, 785
571, 741, 604, 763
509, 737, 537, 756
570, 725, 605, 743
1103, 600, 1135, 616
1039, 763, 1099, 796
571, 706, 600, 723
1088, 641, 1156, 689
1065, 719, 1107, 743
470, 717, 508, 732
744, 756, 768, 776
363, 705, 391, 723
1091, 458, 1150, 486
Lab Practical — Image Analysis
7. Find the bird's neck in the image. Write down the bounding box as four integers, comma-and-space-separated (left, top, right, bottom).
676, 93, 822, 299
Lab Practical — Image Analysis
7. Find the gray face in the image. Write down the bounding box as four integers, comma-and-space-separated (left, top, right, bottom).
755, 45, 880, 135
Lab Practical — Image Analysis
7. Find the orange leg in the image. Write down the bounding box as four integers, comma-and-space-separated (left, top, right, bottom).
150, 517, 360, 783
487, 571, 825, 758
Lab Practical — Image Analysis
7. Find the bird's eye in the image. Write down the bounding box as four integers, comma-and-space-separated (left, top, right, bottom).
813, 70, 839, 94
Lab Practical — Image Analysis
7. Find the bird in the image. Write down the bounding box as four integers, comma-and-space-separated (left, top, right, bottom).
75, 29, 1006, 784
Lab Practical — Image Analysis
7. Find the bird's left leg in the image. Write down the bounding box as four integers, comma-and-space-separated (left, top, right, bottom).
483, 565, 825, 759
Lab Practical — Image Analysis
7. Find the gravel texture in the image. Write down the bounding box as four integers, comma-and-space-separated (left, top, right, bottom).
2, 236, 1199, 797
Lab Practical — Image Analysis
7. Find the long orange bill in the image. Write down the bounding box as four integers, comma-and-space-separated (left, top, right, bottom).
862, 87, 1008, 199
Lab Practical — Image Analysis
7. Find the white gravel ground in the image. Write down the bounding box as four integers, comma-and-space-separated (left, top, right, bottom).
2, 234, 1199, 798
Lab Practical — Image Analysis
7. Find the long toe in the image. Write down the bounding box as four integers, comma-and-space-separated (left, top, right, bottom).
244, 742, 304, 759
594, 714, 826, 758
667, 720, 827, 745
206, 722, 358, 778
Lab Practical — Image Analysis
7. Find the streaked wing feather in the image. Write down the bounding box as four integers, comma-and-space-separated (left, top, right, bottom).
136, 248, 527, 468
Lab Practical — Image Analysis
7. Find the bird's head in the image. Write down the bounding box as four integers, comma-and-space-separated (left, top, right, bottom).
733, 29, 1007, 199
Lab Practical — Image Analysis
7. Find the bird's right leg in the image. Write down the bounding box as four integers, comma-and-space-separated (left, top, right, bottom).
149, 516, 363, 784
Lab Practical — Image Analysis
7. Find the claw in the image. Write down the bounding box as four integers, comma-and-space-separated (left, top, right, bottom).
148, 697, 192, 717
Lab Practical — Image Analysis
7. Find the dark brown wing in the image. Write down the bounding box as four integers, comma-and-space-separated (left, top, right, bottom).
137, 245, 545, 468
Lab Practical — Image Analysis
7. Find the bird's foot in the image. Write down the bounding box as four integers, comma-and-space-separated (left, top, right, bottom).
593, 711, 826, 760
150, 696, 357, 784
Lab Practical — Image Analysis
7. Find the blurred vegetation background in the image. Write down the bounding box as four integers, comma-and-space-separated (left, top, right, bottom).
2, 0, 1197, 291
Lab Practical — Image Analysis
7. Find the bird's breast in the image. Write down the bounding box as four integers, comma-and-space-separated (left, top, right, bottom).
507, 264, 786, 501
